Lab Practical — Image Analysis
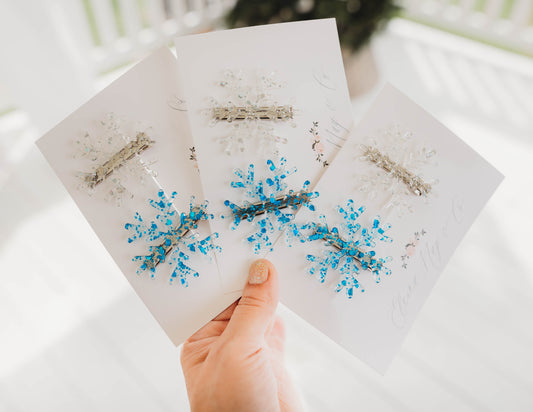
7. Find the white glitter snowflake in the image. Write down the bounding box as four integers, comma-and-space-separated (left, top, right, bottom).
207, 69, 295, 157
355, 123, 438, 215
74, 113, 156, 206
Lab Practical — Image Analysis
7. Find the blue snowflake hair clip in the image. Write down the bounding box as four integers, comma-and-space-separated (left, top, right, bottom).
223, 157, 318, 253
295, 199, 392, 299
125, 190, 219, 286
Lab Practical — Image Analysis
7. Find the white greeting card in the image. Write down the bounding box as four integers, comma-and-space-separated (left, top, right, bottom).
269, 84, 504, 373
37, 48, 238, 346
174, 19, 354, 294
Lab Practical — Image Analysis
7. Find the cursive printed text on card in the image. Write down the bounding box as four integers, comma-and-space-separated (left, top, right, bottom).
391, 196, 466, 329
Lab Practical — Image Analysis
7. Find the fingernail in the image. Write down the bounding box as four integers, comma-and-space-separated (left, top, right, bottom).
248, 260, 269, 285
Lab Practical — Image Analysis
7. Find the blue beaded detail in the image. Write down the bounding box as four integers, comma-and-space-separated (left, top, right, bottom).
223, 158, 319, 253
125, 190, 219, 286
295, 199, 392, 298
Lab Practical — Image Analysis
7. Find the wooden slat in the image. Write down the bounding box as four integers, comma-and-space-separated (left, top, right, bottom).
204, 0, 224, 17
58, 0, 95, 57
192, 0, 205, 14
191, 0, 206, 25
145, 0, 167, 27
0, 82, 14, 113
509, 0, 533, 29
90, 0, 120, 47
503, 72, 533, 115
421, 0, 449, 16
118, 0, 143, 38
169, 0, 187, 21
459, 0, 477, 20
402, 0, 533, 54
478, 0, 505, 21
448, 56, 498, 114
425, 48, 471, 104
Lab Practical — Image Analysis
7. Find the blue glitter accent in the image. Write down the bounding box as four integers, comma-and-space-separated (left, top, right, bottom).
223, 158, 318, 253
125, 190, 220, 286
295, 199, 392, 298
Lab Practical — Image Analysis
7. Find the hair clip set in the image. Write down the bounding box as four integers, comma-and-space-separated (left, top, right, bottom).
221, 158, 393, 298
124, 157, 315, 286
74, 113, 156, 205
207, 69, 295, 156
125, 190, 219, 286
75, 118, 427, 294
356, 123, 438, 215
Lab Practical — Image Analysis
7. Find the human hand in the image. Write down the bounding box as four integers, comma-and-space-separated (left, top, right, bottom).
180, 259, 303, 412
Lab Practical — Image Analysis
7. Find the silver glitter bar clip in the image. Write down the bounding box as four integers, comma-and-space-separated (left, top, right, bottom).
141, 207, 202, 271
310, 225, 385, 274
84, 132, 154, 188
362, 146, 432, 196
213, 105, 293, 122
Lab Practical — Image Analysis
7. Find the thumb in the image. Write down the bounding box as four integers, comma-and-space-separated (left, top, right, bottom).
224, 259, 279, 340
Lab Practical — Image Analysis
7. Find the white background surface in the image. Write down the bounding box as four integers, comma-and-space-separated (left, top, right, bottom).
0, 18, 532, 411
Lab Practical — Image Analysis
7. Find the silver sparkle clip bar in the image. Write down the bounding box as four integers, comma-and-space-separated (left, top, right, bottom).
213, 105, 294, 122
141, 207, 202, 271
312, 225, 384, 273
363, 146, 432, 196
84, 132, 154, 188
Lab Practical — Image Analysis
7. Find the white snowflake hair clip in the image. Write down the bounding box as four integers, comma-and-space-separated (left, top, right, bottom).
355, 123, 438, 215
74, 113, 157, 206
206, 69, 295, 157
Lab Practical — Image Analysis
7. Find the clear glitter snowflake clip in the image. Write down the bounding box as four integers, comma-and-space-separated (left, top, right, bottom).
75, 113, 156, 205
294, 200, 392, 299
207, 69, 295, 156
81, 132, 154, 188
356, 124, 438, 214
125, 190, 220, 286
222, 158, 318, 253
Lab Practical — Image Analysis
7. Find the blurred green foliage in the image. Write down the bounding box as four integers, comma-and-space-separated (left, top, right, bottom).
225, 0, 402, 53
